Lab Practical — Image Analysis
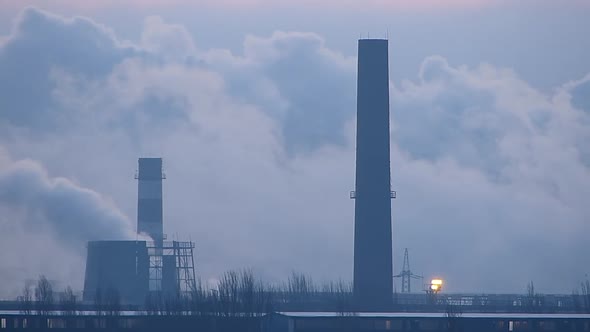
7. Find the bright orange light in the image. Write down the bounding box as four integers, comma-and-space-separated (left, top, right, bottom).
429, 278, 443, 292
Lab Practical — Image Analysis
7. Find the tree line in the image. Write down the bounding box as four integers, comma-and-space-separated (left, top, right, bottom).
144, 270, 354, 316
17, 274, 590, 316
16, 270, 355, 316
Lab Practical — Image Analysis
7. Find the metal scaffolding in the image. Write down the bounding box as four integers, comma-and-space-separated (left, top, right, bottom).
173, 241, 197, 293
147, 241, 196, 295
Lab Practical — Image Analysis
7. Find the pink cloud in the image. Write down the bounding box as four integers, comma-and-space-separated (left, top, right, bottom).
0, 0, 505, 12
4, 0, 589, 15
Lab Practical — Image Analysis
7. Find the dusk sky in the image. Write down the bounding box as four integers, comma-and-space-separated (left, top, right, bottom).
0, 0, 589, 297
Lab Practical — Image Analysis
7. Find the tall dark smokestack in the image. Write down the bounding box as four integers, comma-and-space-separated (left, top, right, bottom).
136, 157, 164, 246
353, 39, 393, 310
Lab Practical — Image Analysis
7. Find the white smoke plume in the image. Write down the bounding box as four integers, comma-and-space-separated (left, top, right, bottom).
0, 149, 137, 297
0, 7, 588, 296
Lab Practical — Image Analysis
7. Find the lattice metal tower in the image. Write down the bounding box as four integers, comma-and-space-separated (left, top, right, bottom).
393, 248, 423, 293
147, 241, 197, 295
173, 241, 197, 293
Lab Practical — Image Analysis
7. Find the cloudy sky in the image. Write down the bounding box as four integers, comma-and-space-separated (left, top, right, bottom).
0, 1, 589, 297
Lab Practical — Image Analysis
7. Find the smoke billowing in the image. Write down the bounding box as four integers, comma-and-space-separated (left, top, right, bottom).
0, 156, 136, 245
0, 7, 589, 296
0, 150, 136, 297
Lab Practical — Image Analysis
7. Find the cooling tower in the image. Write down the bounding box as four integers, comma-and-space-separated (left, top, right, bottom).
352, 39, 393, 310
83, 240, 149, 305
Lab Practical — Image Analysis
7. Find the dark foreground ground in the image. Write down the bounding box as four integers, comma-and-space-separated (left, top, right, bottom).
2, 312, 590, 331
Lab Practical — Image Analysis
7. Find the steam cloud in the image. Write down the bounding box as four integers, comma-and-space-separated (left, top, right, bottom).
0, 150, 136, 297
0, 157, 136, 246
0, 7, 588, 296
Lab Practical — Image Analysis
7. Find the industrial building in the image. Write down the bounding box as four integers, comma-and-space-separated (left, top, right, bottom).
2, 37, 590, 332
82, 240, 149, 304
81, 39, 395, 309
2, 311, 590, 331
352, 39, 394, 310
83, 158, 196, 305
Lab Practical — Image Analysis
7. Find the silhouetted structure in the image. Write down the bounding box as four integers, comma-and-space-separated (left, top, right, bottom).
82, 240, 149, 304
136, 158, 165, 246
161, 255, 177, 298
83, 158, 196, 305
394, 248, 423, 293
352, 39, 394, 310
2, 311, 590, 332
268, 312, 590, 332
149, 240, 196, 296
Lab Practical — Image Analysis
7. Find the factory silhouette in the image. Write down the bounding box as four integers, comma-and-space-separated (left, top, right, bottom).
1, 39, 590, 331
82, 38, 396, 311
83, 157, 197, 305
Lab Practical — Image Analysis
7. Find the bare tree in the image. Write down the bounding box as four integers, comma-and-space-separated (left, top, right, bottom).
239, 269, 273, 317
571, 279, 590, 314
218, 270, 240, 317
525, 281, 543, 312
34, 275, 54, 315
209, 288, 221, 317
320, 280, 354, 316
335, 281, 354, 316
240, 269, 256, 316
207, 269, 274, 317
59, 286, 77, 316
288, 272, 315, 295
188, 278, 206, 316
255, 282, 274, 315
287, 271, 316, 307
581, 279, 590, 313
18, 280, 34, 315
528, 281, 535, 294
